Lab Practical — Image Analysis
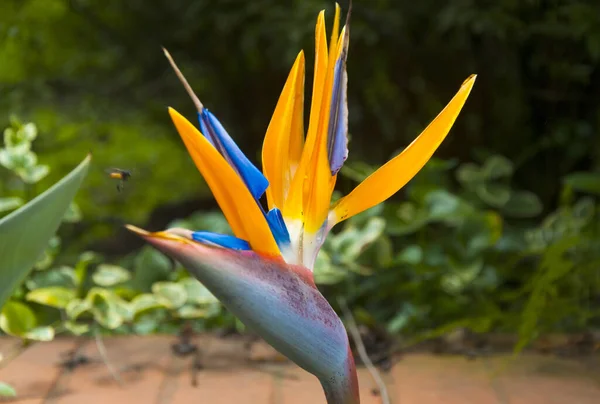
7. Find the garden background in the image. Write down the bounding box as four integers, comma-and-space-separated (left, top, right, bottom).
1, 0, 599, 356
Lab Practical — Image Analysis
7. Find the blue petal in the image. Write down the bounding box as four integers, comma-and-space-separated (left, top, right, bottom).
198, 109, 269, 200
327, 57, 349, 176
266, 208, 291, 246
191, 231, 251, 250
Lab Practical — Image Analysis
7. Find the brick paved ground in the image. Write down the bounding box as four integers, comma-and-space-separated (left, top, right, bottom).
0, 335, 599, 403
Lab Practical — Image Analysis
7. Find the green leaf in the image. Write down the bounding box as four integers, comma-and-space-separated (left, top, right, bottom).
133, 246, 172, 291
151, 282, 187, 309
130, 293, 165, 315
179, 278, 218, 305
456, 162, 482, 187
477, 183, 511, 207
133, 313, 161, 335
441, 258, 484, 294
332, 217, 386, 262
0, 154, 90, 308
26, 286, 76, 309
64, 321, 90, 336
314, 251, 347, 285
0, 197, 23, 213
33, 236, 62, 271
482, 155, 514, 179
340, 161, 377, 182
92, 264, 131, 287
0, 300, 37, 337
86, 288, 128, 329
176, 304, 212, 319
502, 190, 543, 218
424, 190, 461, 219
24, 326, 55, 341
25, 265, 78, 290
396, 245, 423, 265
62, 202, 82, 223
0, 382, 16, 397
563, 171, 600, 195
66, 298, 91, 320
19, 165, 50, 184
74, 251, 101, 287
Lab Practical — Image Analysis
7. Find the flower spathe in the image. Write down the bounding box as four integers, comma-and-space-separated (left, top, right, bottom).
127, 3, 475, 403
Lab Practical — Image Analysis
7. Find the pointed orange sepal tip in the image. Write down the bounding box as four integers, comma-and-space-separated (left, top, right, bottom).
262, 50, 305, 210
125, 224, 192, 244
331, 74, 477, 225
167, 108, 281, 257
284, 10, 330, 221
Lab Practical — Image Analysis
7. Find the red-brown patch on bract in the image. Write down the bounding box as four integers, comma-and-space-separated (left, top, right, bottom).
228, 250, 338, 330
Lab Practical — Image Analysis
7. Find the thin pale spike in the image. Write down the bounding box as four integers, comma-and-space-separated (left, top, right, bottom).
162, 47, 204, 112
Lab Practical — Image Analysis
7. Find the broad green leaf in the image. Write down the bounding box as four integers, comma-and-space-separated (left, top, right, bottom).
26, 286, 76, 309
0, 154, 90, 308
0, 300, 36, 337
92, 264, 131, 287
0, 382, 16, 397
151, 282, 187, 309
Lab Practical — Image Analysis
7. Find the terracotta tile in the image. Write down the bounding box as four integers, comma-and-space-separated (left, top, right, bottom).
44, 336, 173, 404
2, 336, 600, 404
275, 365, 325, 404
392, 354, 500, 404
274, 365, 390, 404
158, 335, 273, 404
357, 367, 394, 404
2, 399, 42, 404
0, 337, 24, 371
0, 338, 77, 403
0, 337, 21, 357
485, 355, 600, 404
169, 367, 273, 404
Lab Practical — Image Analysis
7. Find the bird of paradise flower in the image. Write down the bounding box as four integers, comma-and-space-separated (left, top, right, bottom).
127, 3, 475, 403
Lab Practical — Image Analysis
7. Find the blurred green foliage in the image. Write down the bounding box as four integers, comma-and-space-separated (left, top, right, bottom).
1, 0, 600, 346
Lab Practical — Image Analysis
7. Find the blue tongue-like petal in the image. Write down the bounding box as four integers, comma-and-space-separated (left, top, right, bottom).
198, 109, 269, 201
191, 231, 251, 250
266, 208, 291, 247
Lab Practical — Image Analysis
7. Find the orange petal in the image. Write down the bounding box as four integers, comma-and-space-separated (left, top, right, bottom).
169, 108, 281, 257
331, 74, 477, 224
262, 51, 305, 210
284, 10, 329, 222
